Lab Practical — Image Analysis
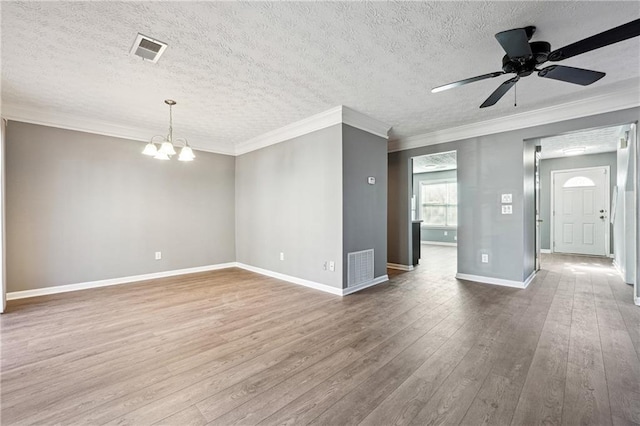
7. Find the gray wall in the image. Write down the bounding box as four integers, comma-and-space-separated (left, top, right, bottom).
388, 107, 640, 284
235, 125, 343, 289
6, 121, 236, 292
412, 170, 458, 243
539, 152, 617, 251
342, 125, 388, 285
390, 137, 526, 282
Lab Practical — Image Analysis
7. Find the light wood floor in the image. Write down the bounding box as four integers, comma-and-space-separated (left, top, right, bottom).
1, 247, 639, 425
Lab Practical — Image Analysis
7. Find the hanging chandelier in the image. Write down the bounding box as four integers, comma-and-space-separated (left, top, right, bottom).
142, 99, 195, 161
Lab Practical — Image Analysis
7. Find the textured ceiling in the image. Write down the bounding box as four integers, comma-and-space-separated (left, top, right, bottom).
2, 2, 639, 153
540, 124, 627, 159
413, 151, 457, 173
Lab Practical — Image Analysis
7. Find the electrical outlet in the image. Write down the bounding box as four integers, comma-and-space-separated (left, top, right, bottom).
329, 261, 335, 272
323, 261, 327, 270
481, 253, 489, 263
280, 252, 284, 261
444, 231, 448, 236
155, 251, 162, 260
501, 205, 513, 215
501, 193, 513, 203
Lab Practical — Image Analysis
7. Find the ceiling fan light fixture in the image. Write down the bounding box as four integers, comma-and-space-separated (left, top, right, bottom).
430, 18, 640, 108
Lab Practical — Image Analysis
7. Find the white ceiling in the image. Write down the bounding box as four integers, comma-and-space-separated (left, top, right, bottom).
540, 124, 628, 159
2, 2, 639, 154
413, 151, 457, 174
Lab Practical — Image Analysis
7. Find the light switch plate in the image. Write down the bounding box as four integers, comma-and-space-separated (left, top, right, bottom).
502, 205, 513, 215
367, 177, 376, 185
501, 193, 513, 203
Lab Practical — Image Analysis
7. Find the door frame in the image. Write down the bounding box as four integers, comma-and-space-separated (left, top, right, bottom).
534, 145, 541, 270
550, 165, 610, 256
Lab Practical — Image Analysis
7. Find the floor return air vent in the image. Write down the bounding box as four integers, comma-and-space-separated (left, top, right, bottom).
348, 249, 374, 287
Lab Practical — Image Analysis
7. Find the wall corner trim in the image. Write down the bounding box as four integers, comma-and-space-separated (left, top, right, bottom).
387, 262, 414, 271
455, 271, 536, 289
6, 262, 238, 301
235, 106, 390, 155
389, 87, 640, 152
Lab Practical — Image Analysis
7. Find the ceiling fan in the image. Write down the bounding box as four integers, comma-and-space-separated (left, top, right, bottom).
431, 19, 640, 108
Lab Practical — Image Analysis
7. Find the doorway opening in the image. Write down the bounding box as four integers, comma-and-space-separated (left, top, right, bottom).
410, 151, 458, 277
533, 123, 637, 301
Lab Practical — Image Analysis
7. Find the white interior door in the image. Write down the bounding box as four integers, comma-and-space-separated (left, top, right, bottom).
553, 167, 609, 256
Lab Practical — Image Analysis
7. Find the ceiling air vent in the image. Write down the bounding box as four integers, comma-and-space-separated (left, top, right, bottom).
130, 33, 167, 63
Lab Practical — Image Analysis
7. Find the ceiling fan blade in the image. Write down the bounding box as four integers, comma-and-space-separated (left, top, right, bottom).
538, 65, 605, 86
495, 28, 533, 59
548, 18, 640, 61
480, 76, 520, 108
431, 71, 505, 93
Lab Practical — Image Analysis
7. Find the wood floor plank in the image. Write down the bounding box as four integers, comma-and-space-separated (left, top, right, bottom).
510, 266, 575, 425
561, 272, 612, 426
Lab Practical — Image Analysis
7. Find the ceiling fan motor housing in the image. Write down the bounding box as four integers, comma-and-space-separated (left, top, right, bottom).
502, 40, 551, 75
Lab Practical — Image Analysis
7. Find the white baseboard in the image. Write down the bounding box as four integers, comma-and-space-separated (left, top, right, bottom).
421, 241, 457, 247
235, 263, 343, 296
455, 271, 535, 289
6, 262, 238, 301
6, 261, 388, 302
607, 253, 615, 258
343, 275, 389, 296
236, 264, 386, 296
540, 249, 551, 254
387, 263, 414, 271
523, 271, 536, 288
635, 296, 640, 307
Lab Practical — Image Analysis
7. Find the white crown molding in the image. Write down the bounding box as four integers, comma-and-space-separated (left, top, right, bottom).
6, 262, 237, 301
234, 106, 342, 155
235, 105, 390, 156
389, 88, 640, 153
1, 103, 237, 156
342, 106, 390, 139
2, 103, 390, 157
455, 271, 536, 289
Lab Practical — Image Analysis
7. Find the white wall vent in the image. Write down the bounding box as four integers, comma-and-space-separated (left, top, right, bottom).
348, 249, 374, 287
130, 33, 168, 63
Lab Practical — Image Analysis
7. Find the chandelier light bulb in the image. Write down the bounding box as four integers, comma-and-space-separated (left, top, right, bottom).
142, 141, 158, 156
154, 151, 170, 160
178, 145, 195, 161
